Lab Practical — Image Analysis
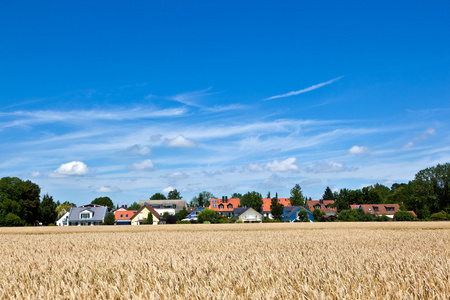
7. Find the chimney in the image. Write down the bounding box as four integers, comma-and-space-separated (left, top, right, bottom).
319, 199, 324, 205
125, 205, 127, 209
222, 196, 225, 202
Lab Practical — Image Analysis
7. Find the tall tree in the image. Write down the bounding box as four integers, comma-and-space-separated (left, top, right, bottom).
91, 197, 114, 211
322, 187, 334, 200
231, 193, 242, 199
128, 202, 141, 210
150, 193, 167, 200
240, 191, 263, 211
191, 191, 215, 207
0, 177, 40, 226
290, 184, 305, 206
270, 194, 284, 220
167, 189, 182, 200
39, 194, 58, 225
56, 201, 75, 219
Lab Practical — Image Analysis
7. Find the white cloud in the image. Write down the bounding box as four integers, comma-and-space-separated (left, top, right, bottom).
123, 144, 151, 156
306, 161, 357, 173
162, 186, 175, 193
164, 135, 196, 148
265, 157, 299, 172
130, 159, 154, 170
50, 161, 90, 177
30, 171, 42, 177
348, 145, 371, 155
166, 171, 188, 179
401, 141, 414, 149
95, 186, 121, 193
401, 128, 437, 150
170, 88, 214, 107
245, 163, 264, 172
263, 76, 343, 101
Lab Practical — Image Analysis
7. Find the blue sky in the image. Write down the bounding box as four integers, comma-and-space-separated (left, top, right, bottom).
1, 1, 449, 206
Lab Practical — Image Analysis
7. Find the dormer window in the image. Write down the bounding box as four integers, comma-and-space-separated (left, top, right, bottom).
386, 207, 394, 212
227, 204, 233, 209
373, 206, 379, 212
219, 204, 224, 209
80, 213, 90, 219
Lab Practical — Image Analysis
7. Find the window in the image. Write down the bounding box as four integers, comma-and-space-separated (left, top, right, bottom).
80, 213, 90, 219
212, 200, 217, 204
227, 204, 233, 209
386, 207, 394, 212
212, 204, 217, 208
373, 206, 379, 212
120, 214, 123, 218
218, 204, 224, 209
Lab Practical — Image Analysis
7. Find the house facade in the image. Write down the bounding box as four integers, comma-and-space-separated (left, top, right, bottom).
185, 207, 205, 221
130, 205, 161, 225
209, 197, 240, 217
114, 208, 136, 225
67, 204, 108, 226
281, 206, 314, 222
56, 212, 70, 226
138, 199, 187, 215
306, 200, 337, 215
261, 198, 291, 219
233, 207, 263, 222
350, 204, 400, 218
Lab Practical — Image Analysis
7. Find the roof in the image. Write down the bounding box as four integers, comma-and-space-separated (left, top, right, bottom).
130, 205, 161, 220
114, 210, 136, 220
68, 205, 108, 222
262, 198, 291, 212
306, 200, 337, 214
233, 207, 247, 217
350, 204, 400, 215
408, 210, 417, 217
284, 206, 303, 218
209, 197, 240, 212
138, 199, 187, 212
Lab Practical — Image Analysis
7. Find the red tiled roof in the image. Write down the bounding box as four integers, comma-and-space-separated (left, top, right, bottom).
262, 198, 291, 212
209, 198, 240, 212
307, 200, 337, 214
350, 204, 400, 215
408, 210, 417, 217
114, 210, 136, 220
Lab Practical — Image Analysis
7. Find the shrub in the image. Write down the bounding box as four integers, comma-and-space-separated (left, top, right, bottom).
102, 212, 115, 225
394, 211, 416, 221
197, 209, 219, 224
377, 215, 390, 222
429, 211, 448, 221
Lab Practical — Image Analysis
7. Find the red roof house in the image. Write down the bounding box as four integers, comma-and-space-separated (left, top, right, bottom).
350, 204, 400, 218
306, 200, 337, 215
209, 196, 240, 217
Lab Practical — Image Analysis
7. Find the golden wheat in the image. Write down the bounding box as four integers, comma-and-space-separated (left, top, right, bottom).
0, 222, 448, 299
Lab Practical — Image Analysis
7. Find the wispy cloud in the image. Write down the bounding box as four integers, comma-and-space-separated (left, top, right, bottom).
170, 88, 216, 107
401, 128, 437, 149
263, 76, 343, 101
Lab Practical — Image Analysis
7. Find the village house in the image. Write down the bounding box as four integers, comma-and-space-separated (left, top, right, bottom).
281, 206, 314, 222
56, 212, 70, 226
130, 205, 161, 225
306, 200, 337, 216
67, 204, 108, 226
261, 198, 291, 219
350, 204, 400, 218
209, 196, 240, 217
233, 207, 263, 223
114, 206, 136, 225
184, 207, 205, 221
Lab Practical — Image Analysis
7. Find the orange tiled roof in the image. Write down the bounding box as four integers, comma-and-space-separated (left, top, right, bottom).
114, 210, 136, 220
209, 198, 240, 212
306, 200, 337, 214
350, 204, 400, 215
262, 198, 291, 212
408, 210, 417, 217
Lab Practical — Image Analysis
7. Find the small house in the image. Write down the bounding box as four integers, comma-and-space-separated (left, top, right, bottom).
233, 207, 263, 223
130, 205, 161, 225
67, 204, 108, 226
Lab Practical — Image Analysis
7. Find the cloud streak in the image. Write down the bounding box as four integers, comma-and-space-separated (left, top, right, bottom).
263, 76, 343, 101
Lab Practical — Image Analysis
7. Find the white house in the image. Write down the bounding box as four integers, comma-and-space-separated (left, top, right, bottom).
56, 212, 70, 226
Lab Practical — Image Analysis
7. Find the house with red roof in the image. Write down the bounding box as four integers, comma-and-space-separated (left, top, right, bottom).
350, 204, 400, 218
114, 207, 136, 225
209, 196, 240, 217
261, 198, 291, 218
306, 200, 337, 216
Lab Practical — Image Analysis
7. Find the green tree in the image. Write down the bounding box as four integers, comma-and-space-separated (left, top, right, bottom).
335, 188, 351, 211
298, 209, 310, 222
197, 208, 219, 223
322, 187, 334, 200
290, 184, 305, 206
394, 211, 417, 221
312, 208, 325, 221
128, 202, 140, 210
240, 191, 263, 212
143, 212, 153, 224
270, 195, 284, 220
191, 191, 215, 207
372, 183, 391, 202
56, 201, 75, 219
39, 194, 58, 225
429, 211, 448, 221
150, 193, 167, 200
231, 193, 242, 199
0, 177, 41, 226
4, 213, 25, 227
175, 207, 189, 220
167, 189, 182, 200
102, 212, 115, 225
91, 197, 115, 211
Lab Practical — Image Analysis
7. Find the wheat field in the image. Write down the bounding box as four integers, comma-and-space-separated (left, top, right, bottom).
0, 222, 448, 299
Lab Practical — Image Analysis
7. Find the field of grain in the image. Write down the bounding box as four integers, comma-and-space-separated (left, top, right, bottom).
0, 222, 449, 299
